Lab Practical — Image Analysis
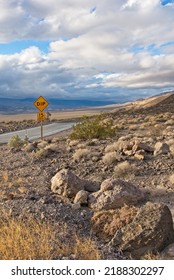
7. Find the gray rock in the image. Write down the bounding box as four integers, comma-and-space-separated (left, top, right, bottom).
83, 180, 100, 192
51, 169, 99, 200
110, 202, 174, 258
74, 190, 89, 205
154, 142, 169, 156
161, 243, 174, 260
51, 169, 84, 199
71, 203, 81, 210
132, 142, 154, 153
88, 178, 145, 211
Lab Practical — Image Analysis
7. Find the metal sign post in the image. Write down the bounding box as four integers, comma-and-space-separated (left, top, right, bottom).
33, 96, 49, 140
41, 120, 43, 140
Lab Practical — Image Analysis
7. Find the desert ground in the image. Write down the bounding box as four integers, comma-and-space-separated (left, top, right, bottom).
0, 93, 174, 260
0, 105, 119, 122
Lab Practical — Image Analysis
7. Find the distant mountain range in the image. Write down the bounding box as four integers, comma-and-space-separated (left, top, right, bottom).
0, 97, 117, 114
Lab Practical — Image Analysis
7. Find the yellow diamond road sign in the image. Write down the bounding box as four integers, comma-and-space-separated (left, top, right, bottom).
34, 96, 49, 112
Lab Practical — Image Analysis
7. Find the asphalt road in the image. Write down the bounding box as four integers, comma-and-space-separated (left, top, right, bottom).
0, 122, 75, 144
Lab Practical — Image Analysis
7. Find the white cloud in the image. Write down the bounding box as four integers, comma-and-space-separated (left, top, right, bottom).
0, 0, 174, 100
122, 0, 160, 11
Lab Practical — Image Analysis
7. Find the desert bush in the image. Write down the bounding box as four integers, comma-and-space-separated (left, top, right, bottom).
68, 140, 80, 147
73, 148, 90, 161
32, 148, 49, 159
8, 135, 24, 149
77, 143, 88, 149
105, 141, 121, 153
102, 151, 121, 165
69, 235, 101, 260
0, 217, 56, 259
0, 214, 101, 260
70, 115, 116, 140
114, 161, 134, 178
44, 143, 58, 152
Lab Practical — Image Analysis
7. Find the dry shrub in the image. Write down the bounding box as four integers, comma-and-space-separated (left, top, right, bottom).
0, 217, 56, 259
45, 143, 58, 152
68, 140, 80, 147
32, 148, 49, 159
105, 141, 121, 153
70, 235, 101, 260
91, 205, 138, 241
55, 228, 101, 260
114, 161, 134, 178
0, 214, 101, 260
72, 148, 90, 161
102, 151, 121, 165
77, 143, 88, 149
8, 135, 24, 149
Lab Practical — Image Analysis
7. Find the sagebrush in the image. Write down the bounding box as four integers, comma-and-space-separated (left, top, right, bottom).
70, 115, 116, 140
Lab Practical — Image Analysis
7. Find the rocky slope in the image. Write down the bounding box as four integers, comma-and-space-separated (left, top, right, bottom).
1, 94, 174, 259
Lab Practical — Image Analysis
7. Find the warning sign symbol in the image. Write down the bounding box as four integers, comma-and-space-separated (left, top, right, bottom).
33, 96, 49, 112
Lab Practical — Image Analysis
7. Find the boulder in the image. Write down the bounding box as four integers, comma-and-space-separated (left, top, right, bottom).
83, 180, 100, 192
51, 169, 84, 199
109, 202, 174, 258
74, 190, 89, 205
132, 142, 154, 153
88, 178, 145, 211
154, 142, 169, 156
51, 169, 99, 199
161, 243, 174, 260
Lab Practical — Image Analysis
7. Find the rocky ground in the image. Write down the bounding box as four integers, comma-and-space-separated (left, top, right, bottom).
1, 94, 174, 260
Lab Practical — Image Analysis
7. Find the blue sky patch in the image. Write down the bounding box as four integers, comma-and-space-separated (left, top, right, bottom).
161, 0, 174, 5
0, 40, 50, 55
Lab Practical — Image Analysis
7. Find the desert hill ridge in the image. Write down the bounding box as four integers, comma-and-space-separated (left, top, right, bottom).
109, 92, 174, 117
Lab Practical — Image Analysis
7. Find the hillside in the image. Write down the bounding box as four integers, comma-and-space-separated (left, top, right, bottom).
129, 92, 174, 114
1, 92, 174, 260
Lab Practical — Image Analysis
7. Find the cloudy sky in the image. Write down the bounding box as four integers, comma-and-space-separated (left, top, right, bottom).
0, 0, 174, 102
